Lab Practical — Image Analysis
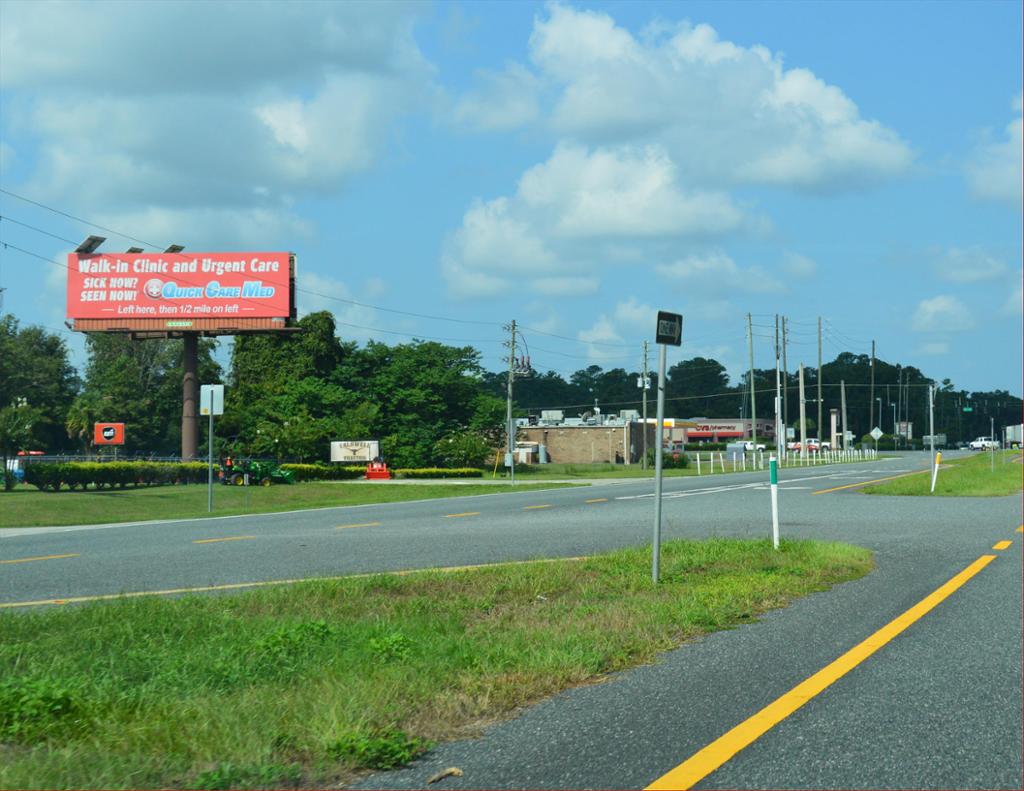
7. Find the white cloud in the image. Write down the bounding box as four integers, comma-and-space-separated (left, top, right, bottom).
577, 315, 627, 363
657, 251, 783, 294
933, 247, 1007, 283
1, 2, 433, 247
1003, 274, 1023, 316
613, 297, 656, 327
966, 95, 1023, 205
917, 341, 950, 356
514, 5, 912, 192
781, 252, 817, 278
441, 144, 746, 297
453, 63, 541, 131
911, 295, 974, 332
298, 271, 386, 344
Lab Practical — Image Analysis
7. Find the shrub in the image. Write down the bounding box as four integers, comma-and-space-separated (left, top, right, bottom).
24, 461, 210, 491
394, 467, 483, 479
279, 464, 364, 482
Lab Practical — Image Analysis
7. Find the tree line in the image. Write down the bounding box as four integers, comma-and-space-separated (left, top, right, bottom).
1, 311, 1021, 476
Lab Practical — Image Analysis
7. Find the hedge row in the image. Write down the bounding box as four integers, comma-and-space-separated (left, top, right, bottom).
24, 462, 209, 491
279, 464, 365, 481
393, 467, 483, 479
23, 462, 485, 490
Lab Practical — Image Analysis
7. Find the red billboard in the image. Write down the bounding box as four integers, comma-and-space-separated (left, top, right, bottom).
67, 252, 293, 323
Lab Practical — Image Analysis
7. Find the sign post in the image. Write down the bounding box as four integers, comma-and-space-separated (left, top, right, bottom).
870, 426, 883, 455
652, 311, 682, 584
200, 384, 224, 513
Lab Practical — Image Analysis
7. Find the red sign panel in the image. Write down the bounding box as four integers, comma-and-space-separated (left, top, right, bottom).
67, 252, 292, 321
94, 423, 125, 445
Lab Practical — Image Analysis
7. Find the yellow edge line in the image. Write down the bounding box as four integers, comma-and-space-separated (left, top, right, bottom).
336, 522, 381, 530
993, 540, 1012, 550
812, 469, 929, 495
0, 555, 590, 609
1016, 525, 1023, 533
1, 553, 80, 565
524, 504, 552, 510
192, 536, 256, 544
645, 554, 997, 791
444, 512, 480, 518
586, 498, 608, 503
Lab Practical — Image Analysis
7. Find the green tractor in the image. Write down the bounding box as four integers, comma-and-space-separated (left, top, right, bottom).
223, 459, 295, 486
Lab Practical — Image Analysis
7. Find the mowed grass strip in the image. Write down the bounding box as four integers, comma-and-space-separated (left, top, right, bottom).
0, 481, 580, 528
0, 538, 872, 790
864, 450, 1022, 497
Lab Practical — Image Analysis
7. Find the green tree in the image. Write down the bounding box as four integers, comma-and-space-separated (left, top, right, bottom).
0, 315, 79, 451
0, 401, 40, 491
77, 334, 220, 454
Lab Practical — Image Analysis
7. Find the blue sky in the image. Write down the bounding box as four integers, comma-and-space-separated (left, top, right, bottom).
0, 0, 1020, 394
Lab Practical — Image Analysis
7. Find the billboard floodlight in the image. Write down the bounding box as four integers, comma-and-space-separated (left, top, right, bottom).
164, 244, 185, 254
75, 235, 106, 255
126, 247, 144, 253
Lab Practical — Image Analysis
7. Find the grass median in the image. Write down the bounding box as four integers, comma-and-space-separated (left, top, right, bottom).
0, 481, 582, 529
0, 538, 872, 790
864, 450, 1022, 496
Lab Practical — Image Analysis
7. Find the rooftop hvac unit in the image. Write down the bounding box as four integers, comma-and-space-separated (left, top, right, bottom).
563, 418, 584, 426
621, 409, 640, 421
540, 410, 564, 422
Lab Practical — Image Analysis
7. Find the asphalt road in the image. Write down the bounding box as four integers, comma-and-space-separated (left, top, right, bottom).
2, 451, 1021, 789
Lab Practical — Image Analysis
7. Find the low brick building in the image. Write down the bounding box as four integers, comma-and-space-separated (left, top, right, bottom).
517, 422, 657, 465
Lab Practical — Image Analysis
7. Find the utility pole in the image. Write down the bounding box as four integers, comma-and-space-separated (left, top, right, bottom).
505, 319, 517, 485
840, 379, 849, 451
896, 368, 902, 449
869, 340, 876, 431
928, 383, 935, 478
748, 313, 757, 451
782, 316, 789, 433
817, 316, 823, 446
641, 340, 649, 470
775, 314, 783, 459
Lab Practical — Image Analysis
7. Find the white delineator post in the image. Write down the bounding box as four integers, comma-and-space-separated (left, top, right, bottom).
769, 455, 780, 550
931, 451, 942, 493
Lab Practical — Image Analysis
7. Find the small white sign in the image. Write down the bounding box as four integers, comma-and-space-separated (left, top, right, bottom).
870, 427, 883, 440
200, 384, 224, 416
331, 440, 380, 463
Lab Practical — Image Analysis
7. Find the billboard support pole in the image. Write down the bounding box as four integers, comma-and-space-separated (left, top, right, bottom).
182, 334, 199, 460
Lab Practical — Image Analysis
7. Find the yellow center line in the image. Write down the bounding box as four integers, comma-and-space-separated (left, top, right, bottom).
444, 512, 480, 518
524, 504, 552, 510
586, 498, 608, 503
645, 553, 997, 791
0, 553, 80, 565
812, 469, 929, 495
192, 536, 256, 544
993, 540, 1012, 550
336, 522, 381, 530
0, 555, 591, 609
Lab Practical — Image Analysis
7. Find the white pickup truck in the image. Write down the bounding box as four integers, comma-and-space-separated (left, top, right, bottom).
969, 436, 1000, 450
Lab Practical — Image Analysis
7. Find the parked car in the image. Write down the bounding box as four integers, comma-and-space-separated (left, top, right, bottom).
743, 441, 766, 451
968, 436, 1000, 451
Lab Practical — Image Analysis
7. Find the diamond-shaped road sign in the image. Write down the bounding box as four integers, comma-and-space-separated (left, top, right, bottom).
870, 427, 883, 440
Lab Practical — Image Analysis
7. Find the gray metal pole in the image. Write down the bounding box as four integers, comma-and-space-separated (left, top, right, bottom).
870, 340, 876, 432
507, 320, 516, 485
642, 340, 649, 471
652, 343, 667, 584
799, 363, 807, 457
748, 313, 757, 451
840, 379, 848, 452
775, 315, 782, 460
207, 411, 214, 513
782, 316, 789, 432
928, 384, 935, 478
817, 317, 823, 447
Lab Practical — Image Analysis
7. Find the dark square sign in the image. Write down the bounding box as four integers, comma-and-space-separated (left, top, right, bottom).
655, 311, 683, 346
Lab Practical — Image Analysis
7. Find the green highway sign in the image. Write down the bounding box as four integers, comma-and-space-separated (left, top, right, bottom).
963, 406, 973, 412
